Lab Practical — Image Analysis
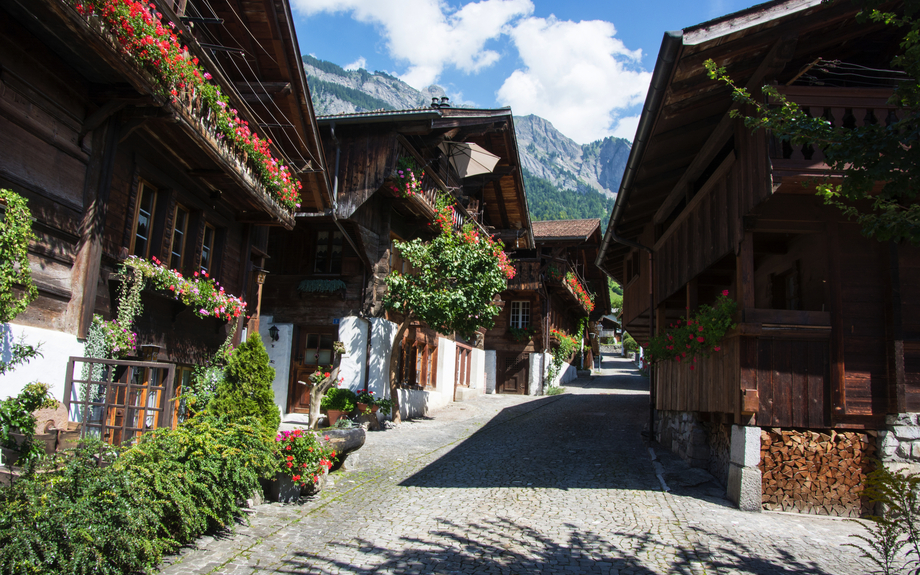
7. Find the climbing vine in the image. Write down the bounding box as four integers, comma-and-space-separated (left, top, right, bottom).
0, 189, 37, 324
546, 318, 589, 387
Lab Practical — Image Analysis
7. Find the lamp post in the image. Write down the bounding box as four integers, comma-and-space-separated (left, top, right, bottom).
251, 267, 268, 336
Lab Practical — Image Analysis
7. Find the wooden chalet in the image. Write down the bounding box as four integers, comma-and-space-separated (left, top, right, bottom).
486, 219, 611, 394
260, 105, 534, 420
0, 0, 330, 434
596, 0, 916, 514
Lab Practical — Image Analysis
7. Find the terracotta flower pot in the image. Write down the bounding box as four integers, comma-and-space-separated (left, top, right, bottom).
371, 404, 380, 413
356, 402, 369, 413
326, 409, 345, 425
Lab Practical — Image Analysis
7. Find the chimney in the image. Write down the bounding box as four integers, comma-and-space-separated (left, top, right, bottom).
440, 96, 450, 108
431, 97, 440, 109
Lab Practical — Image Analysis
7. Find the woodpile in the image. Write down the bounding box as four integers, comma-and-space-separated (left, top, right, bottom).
760, 428, 876, 517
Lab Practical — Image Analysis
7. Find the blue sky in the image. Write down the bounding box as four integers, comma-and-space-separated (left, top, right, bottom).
290, 0, 754, 144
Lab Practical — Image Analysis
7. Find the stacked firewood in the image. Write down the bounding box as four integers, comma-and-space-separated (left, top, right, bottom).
760, 429, 875, 517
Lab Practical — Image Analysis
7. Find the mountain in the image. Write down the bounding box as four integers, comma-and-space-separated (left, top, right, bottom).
301, 55, 630, 226
304, 55, 448, 115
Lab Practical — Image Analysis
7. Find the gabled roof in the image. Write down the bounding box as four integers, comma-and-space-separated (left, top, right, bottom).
533, 219, 601, 242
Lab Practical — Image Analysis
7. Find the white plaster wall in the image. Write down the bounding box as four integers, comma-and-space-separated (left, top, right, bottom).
543, 355, 577, 389
437, 337, 456, 397
470, 348, 485, 393
529, 352, 544, 396
368, 317, 398, 398
0, 323, 85, 402
337, 316, 367, 392
484, 350, 496, 394
257, 316, 293, 418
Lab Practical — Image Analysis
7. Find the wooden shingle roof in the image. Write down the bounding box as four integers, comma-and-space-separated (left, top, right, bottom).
533, 219, 601, 241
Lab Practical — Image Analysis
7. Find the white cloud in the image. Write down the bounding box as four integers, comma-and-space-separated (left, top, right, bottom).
497, 17, 652, 144
611, 114, 641, 141
292, 0, 533, 87
344, 57, 367, 71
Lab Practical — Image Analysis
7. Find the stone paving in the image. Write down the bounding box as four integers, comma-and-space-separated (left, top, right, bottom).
159, 356, 875, 575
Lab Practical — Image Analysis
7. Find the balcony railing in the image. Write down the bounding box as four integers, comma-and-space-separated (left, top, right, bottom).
395, 138, 483, 234
769, 86, 898, 168
60, 0, 297, 226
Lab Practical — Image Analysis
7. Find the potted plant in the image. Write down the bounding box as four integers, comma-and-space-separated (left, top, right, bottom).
265, 427, 336, 502
355, 389, 378, 413
0, 382, 58, 469
320, 387, 356, 426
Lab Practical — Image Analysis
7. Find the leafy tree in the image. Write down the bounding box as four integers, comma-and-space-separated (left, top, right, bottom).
384, 204, 512, 422
207, 333, 279, 434
705, 1, 920, 244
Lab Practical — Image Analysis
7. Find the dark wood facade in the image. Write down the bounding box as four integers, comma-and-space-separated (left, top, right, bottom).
486, 219, 612, 394
596, 0, 914, 429
1, 0, 330, 365
262, 106, 534, 409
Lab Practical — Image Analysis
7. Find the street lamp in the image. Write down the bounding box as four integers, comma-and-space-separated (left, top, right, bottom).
251, 267, 268, 335
268, 324, 279, 342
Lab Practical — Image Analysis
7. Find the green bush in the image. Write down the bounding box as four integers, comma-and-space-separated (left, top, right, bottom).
0, 382, 58, 467
320, 387, 356, 412
623, 333, 639, 353
208, 334, 279, 434
0, 415, 276, 574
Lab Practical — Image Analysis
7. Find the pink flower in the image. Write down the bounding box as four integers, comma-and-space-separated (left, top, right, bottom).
722, 290, 729, 296
697, 337, 705, 343
713, 346, 721, 352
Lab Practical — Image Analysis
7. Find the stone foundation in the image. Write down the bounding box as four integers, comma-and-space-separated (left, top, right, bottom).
655, 411, 731, 484
760, 428, 875, 517
879, 413, 920, 474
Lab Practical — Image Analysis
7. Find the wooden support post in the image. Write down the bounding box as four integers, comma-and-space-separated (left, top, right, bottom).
826, 220, 846, 418
735, 231, 756, 425
887, 241, 905, 412
65, 117, 119, 338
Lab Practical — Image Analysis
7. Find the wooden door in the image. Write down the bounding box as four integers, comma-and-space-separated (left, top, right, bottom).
498, 352, 529, 395
288, 326, 338, 413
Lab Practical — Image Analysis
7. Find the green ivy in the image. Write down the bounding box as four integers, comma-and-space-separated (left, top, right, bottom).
0, 189, 37, 324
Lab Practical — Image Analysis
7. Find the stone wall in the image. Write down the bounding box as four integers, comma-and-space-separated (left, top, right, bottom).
656, 411, 730, 483
706, 423, 731, 486
879, 413, 920, 472
760, 428, 875, 517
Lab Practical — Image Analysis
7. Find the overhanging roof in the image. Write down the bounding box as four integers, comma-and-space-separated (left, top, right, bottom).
596, 0, 898, 283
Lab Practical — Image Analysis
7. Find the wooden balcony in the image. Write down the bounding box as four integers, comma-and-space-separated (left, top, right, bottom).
508, 261, 540, 291
393, 138, 484, 234
769, 86, 898, 180
31, 0, 297, 228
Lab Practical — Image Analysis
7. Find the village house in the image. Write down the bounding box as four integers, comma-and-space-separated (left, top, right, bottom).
257, 104, 534, 422
596, 0, 918, 515
0, 0, 330, 440
484, 219, 611, 395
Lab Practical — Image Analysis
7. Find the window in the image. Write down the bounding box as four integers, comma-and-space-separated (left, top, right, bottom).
314, 230, 343, 274
301, 332, 335, 366
200, 223, 215, 275
398, 339, 437, 389
771, 264, 801, 310
131, 181, 157, 258
389, 236, 409, 274
169, 205, 189, 270
455, 343, 472, 388
510, 301, 531, 329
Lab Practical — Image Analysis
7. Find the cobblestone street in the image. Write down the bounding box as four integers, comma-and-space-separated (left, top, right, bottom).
160, 356, 875, 575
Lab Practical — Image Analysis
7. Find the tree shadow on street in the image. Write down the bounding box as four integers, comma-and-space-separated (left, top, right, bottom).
268, 515, 850, 575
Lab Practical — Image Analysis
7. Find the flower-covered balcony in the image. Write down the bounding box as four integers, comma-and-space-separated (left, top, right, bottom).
29, 0, 304, 228
388, 141, 484, 234
546, 263, 595, 315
